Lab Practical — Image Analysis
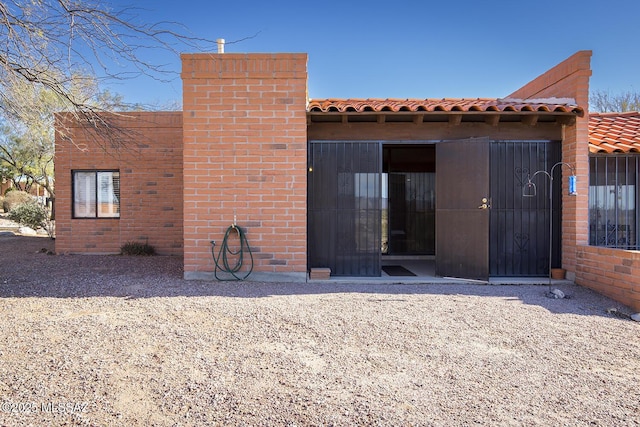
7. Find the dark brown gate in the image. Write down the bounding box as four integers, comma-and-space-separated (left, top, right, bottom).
436, 138, 490, 280
489, 141, 561, 276
308, 142, 381, 276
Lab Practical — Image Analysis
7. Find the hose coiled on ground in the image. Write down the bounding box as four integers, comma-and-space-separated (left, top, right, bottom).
210, 225, 253, 281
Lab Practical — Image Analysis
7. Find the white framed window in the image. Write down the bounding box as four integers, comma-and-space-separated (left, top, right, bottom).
73, 170, 120, 218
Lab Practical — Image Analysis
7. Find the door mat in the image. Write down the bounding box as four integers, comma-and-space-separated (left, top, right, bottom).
382, 265, 416, 276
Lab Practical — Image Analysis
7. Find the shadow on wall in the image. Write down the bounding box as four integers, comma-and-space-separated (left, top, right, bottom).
0, 235, 634, 320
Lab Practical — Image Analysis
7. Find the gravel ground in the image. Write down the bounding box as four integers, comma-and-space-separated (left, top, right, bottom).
0, 230, 639, 426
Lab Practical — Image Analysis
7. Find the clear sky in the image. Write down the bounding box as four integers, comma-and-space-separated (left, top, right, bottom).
107, 0, 640, 107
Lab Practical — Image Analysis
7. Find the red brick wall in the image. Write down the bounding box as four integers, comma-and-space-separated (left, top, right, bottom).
507, 51, 592, 107
55, 112, 183, 255
181, 53, 308, 280
576, 246, 640, 312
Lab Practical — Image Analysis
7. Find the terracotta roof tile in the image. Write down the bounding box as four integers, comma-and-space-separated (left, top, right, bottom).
588, 112, 640, 153
307, 98, 583, 114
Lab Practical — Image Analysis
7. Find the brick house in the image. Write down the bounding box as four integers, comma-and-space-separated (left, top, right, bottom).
54, 50, 640, 312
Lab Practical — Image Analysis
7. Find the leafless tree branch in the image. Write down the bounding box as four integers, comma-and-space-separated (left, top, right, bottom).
0, 0, 246, 149
590, 89, 640, 113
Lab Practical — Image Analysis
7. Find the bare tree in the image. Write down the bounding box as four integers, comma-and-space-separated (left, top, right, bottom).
0, 0, 221, 143
0, 75, 129, 199
590, 89, 640, 113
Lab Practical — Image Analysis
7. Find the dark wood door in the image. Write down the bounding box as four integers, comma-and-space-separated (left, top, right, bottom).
435, 138, 490, 280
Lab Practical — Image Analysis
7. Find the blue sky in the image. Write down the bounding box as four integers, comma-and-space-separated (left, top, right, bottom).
108, 0, 640, 107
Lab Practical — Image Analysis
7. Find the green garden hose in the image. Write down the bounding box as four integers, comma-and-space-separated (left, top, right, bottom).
210, 225, 253, 280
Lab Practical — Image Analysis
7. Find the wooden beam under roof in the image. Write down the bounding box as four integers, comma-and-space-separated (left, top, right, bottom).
522, 114, 539, 126
485, 115, 500, 127
556, 115, 576, 125
448, 114, 462, 126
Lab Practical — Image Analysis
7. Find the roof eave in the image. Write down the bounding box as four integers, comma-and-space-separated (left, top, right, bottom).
307, 110, 580, 125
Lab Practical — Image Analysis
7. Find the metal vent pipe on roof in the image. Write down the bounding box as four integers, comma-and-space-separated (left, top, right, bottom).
216, 38, 225, 53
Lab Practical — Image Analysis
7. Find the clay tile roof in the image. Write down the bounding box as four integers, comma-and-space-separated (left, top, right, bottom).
307, 97, 584, 115
589, 112, 640, 153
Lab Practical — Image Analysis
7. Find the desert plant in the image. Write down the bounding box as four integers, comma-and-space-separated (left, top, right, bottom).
2, 190, 33, 212
120, 241, 156, 256
7, 201, 47, 230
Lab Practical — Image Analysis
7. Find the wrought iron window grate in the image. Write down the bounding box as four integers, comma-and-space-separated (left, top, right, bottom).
589, 155, 639, 250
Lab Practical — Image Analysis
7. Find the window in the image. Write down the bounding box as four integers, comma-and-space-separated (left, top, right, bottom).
589, 156, 638, 249
73, 171, 120, 218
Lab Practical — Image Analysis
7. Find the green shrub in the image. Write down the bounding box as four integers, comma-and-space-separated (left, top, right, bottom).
120, 241, 156, 256
3, 190, 33, 212
7, 201, 48, 230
